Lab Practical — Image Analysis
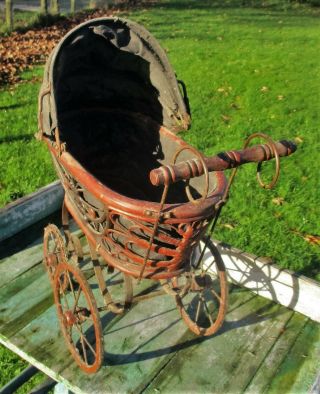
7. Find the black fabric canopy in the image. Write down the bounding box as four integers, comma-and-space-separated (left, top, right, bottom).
39, 17, 191, 138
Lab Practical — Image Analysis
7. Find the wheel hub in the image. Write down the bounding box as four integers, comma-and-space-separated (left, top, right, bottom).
190, 274, 212, 292
46, 253, 58, 267
64, 310, 77, 326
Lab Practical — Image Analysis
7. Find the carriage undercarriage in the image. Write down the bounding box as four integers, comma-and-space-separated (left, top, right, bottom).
43, 195, 228, 373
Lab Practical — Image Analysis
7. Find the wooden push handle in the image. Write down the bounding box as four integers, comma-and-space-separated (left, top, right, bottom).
149, 140, 297, 186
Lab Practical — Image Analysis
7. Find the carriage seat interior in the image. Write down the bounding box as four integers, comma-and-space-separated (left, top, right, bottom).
53, 22, 211, 204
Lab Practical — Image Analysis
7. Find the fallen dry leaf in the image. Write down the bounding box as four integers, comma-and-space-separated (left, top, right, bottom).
294, 136, 303, 144
221, 223, 235, 230
272, 197, 285, 206
230, 102, 240, 110
221, 114, 231, 123
277, 95, 284, 101
291, 230, 320, 246
0, 4, 150, 86
261, 86, 269, 93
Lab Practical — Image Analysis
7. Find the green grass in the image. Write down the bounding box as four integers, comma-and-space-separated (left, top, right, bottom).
0, 344, 48, 392
0, 67, 56, 206
0, 0, 319, 276
122, 0, 320, 278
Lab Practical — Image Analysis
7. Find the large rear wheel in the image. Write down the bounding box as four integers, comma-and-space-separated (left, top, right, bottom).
175, 238, 228, 336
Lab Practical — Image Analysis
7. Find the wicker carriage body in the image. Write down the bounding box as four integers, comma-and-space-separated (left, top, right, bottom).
38, 17, 227, 280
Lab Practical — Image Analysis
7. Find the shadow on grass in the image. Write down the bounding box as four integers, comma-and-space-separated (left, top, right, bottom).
154, 0, 319, 10
153, 0, 320, 18
0, 103, 32, 111
0, 134, 34, 144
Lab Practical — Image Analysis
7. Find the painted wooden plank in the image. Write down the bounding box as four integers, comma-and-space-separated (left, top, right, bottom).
0, 272, 53, 337
0, 263, 46, 302
1, 275, 252, 394
205, 240, 320, 323
0, 241, 44, 288
0, 180, 63, 242
245, 312, 308, 393
145, 297, 295, 394
267, 319, 320, 393
0, 210, 60, 261
310, 372, 320, 394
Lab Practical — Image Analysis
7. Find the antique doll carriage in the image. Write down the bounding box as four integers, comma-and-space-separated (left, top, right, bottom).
37, 17, 296, 373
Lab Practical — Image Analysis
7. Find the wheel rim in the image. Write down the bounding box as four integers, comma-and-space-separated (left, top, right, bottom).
53, 262, 103, 373
43, 224, 66, 282
175, 239, 228, 336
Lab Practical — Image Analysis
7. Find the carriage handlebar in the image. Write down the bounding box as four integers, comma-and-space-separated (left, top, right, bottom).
149, 140, 297, 187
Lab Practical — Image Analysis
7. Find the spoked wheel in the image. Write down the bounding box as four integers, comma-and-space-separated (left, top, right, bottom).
43, 224, 67, 283
175, 238, 228, 336
53, 262, 103, 373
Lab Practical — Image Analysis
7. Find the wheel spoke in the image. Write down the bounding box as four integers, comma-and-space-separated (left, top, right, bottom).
58, 275, 70, 310
79, 334, 88, 364
74, 322, 89, 364
202, 258, 216, 275
73, 287, 82, 313
82, 334, 97, 357
195, 296, 202, 323
203, 297, 214, 325
67, 272, 77, 301
210, 288, 222, 304
74, 324, 97, 357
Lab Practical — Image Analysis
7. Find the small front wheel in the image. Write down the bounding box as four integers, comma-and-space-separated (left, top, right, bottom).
175, 239, 228, 336
43, 224, 66, 283
53, 262, 103, 373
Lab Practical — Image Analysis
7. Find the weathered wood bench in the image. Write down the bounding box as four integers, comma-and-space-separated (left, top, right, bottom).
0, 182, 319, 393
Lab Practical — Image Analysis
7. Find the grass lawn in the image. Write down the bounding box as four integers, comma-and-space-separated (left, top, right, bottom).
1, 0, 318, 275
0, 0, 319, 389
0, 67, 56, 205
126, 0, 320, 278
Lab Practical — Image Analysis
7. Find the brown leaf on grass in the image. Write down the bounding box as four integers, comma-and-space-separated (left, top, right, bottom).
221, 114, 231, 123
294, 136, 303, 144
230, 102, 240, 110
291, 230, 320, 246
273, 212, 282, 219
272, 197, 285, 206
277, 95, 284, 101
303, 235, 320, 246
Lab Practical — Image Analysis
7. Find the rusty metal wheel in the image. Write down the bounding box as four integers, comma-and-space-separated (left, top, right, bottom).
43, 224, 67, 283
53, 262, 103, 373
175, 238, 228, 336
